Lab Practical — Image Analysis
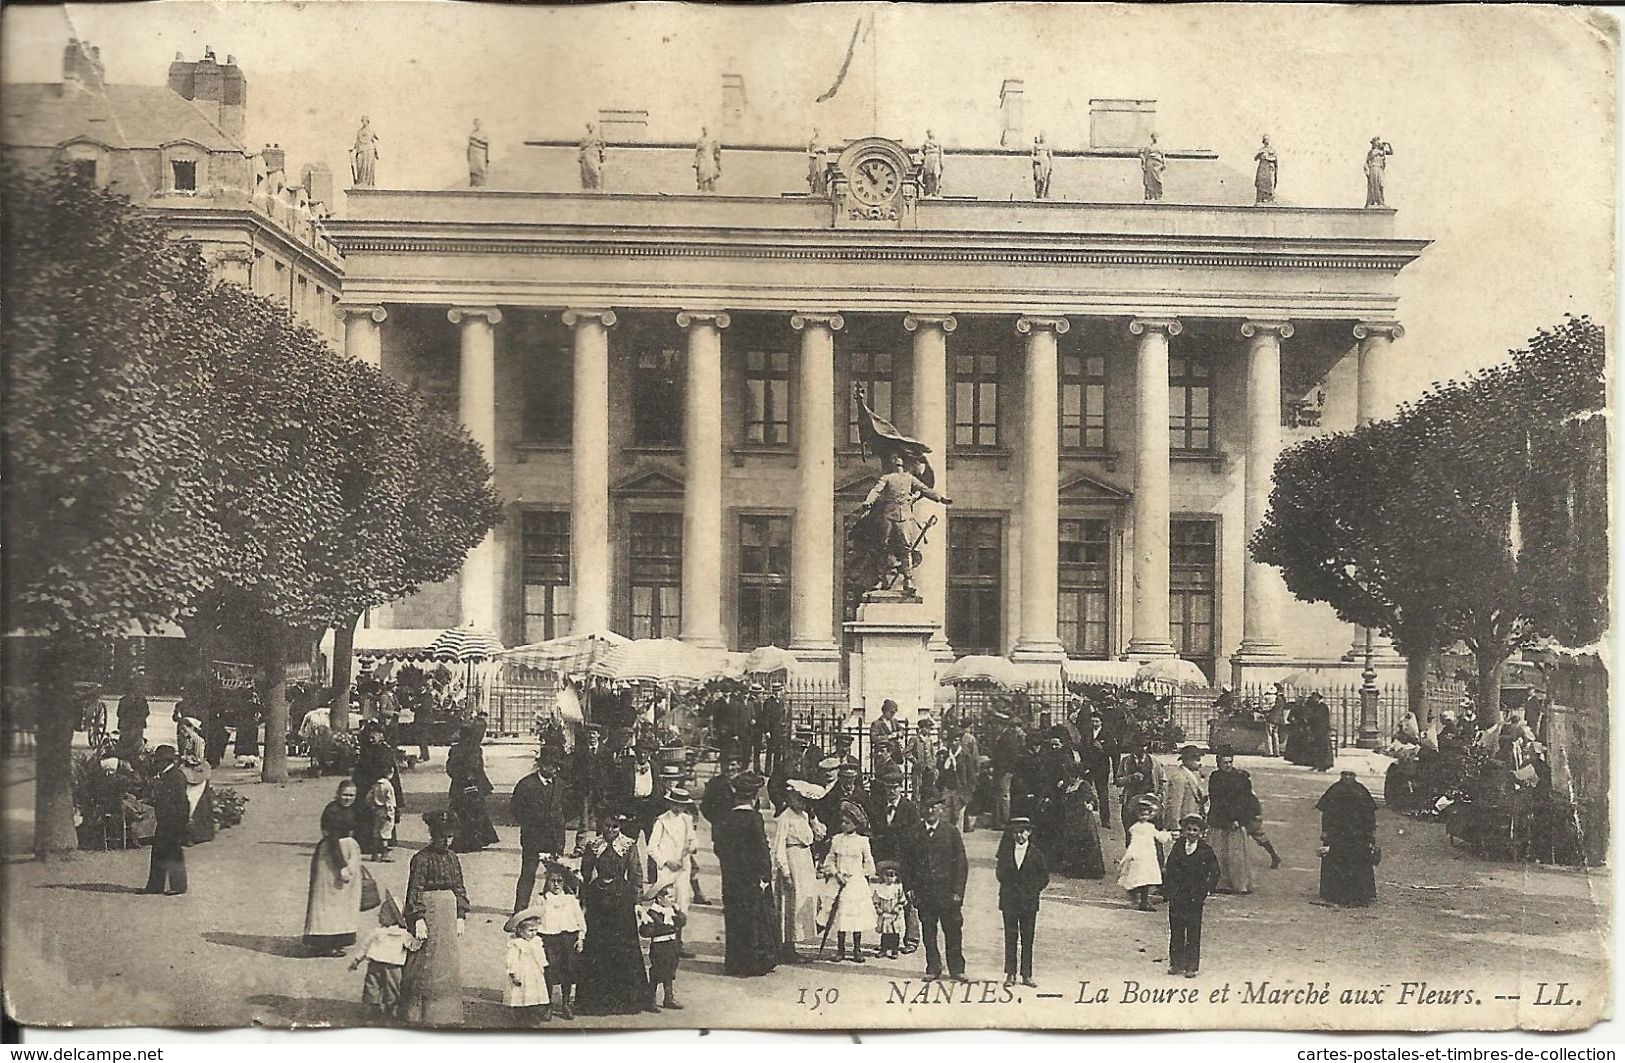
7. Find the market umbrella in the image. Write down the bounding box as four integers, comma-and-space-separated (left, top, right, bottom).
590, 638, 727, 686
1131, 657, 1212, 692
429, 624, 505, 663
939, 654, 1023, 688
743, 645, 801, 676
1062, 658, 1143, 688
500, 630, 629, 675
1278, 668, 1334, 693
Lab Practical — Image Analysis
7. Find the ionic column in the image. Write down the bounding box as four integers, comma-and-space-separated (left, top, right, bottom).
1348, 322, 1407, 661
448, 307, 503, 632
1013, 315, 1069, 660
563, 308, 616, 634
789, 313, 843, 656
339, 304, 386, 368
903, 314, 956, 652
678, 311, 730, 650
1237, 319, 1293, 660
1126, 317, 1181, 657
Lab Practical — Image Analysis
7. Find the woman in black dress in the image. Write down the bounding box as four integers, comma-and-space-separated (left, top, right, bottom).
445, 721, 498, 852
400, 811, 470, 1026
576, 815, 650, 1014
1317, 770, 1378, 907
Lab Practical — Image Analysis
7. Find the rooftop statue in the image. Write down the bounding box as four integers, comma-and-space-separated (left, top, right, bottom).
467, 119, 489, 188
1140, 131, 1166, 201
350, 116, 378, 188
1254, 134, 1278, 205
846, 385, 952, 599
694, 126, 722, 192
578, 123, 605, 191
1364, 136, 1394, 207
1031, 131, 1053, 199
807, 129, 830, 197
920, 130, 944, 197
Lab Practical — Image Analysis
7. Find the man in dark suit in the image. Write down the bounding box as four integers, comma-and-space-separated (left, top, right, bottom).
937, 728, 977, 834
866, 762, 922, 953
144, 745, 190, 895
991, 713, 1026, 829
995, 815, 1050, 987
712, 773, 779, 976
904, 792, 969, 981
510, 751, 568, 911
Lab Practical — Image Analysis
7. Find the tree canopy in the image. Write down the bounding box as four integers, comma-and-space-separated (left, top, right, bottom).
1253, 316, 1607, 721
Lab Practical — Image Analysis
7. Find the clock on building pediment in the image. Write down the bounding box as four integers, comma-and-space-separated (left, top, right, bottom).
830, 137, 919, 229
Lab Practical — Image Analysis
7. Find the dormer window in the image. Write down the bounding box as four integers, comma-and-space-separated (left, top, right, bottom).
159, 141, 206, 195
171, 160, 197, 192
71, 159, 98, 183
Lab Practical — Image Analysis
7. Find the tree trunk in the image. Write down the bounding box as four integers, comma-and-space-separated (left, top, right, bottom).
1405, 651, 1432, 725
1474, 649, 1505, 733
260, 626, 290, 784
33, 646, 79, 860
330, 612, 360, 734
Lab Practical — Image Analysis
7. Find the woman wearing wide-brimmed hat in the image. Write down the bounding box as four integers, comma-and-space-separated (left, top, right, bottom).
399, 810, 469, 1026
576, 813, 650, 1014
445, 720, 498, 852
712, 772, 780, 976
772, 779, 824, 962
303, 780, 363, 957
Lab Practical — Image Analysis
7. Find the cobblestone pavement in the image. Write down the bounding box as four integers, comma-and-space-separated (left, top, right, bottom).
2, 741, 1607, 1031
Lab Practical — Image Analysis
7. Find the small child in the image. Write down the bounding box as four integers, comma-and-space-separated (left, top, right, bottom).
1117, 796, 1175, 912
364, 776, 397, 862
872, 862, 906, 959
349, 892, 420, 1023
637, 884, 686, 1011
535, 865, 585, 1020
1163, 813, 1221, 977
502, 909, 551, 1025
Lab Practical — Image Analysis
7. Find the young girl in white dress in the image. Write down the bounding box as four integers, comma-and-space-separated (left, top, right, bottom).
1118, 795, 1177, 911
822, 811, 877, 962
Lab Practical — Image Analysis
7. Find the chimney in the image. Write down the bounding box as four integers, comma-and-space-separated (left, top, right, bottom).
597, 108, 649, 142
300, 162, 334, 212
169, 47, 247, 143
61, 38, 103, 94
721, 72, 747, 136
1089, 99, 1157, 150
262, 143, 286, 178
998, 78, 1025, 148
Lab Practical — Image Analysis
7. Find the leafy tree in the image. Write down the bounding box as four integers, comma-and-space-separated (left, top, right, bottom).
2, 165, 221, 857
1253, 317, 1607, 725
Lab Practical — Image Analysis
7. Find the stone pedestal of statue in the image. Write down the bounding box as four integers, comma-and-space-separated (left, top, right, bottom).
845, 590, 939, 724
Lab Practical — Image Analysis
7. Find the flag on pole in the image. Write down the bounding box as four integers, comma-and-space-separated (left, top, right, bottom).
816, 15, 870, 103
853, 384, 936, 488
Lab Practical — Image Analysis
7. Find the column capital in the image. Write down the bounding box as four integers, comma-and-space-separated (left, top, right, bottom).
1241, 319, 1295, 339
1015, 315, 1070, 336
562, 308, 617, 329
447, 306, 503, 326
676, 310, 731, 330
1129, 317, 1182, 337
790, 312, 844, 332
337, 304, 387, 324
903, 313, 958, 333
1353, 321, 1405, 341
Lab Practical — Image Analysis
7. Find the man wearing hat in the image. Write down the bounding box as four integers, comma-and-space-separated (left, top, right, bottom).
865, 761, 922, 952
768, 729, 822, 814
644, 786, 699, 928
143, 745, 191, 895
991, 712, 1026, 830
511, 750, 569, 911
816, 762, 871, 840
1160, 745, 1208, 831
637, 763, 687, 841
870, 699, 904, 768
711, 772, 779, 976
905, 792, 969, 982
995, 815, 1050, 987
754, 686, 784, 775
570, 725, 609, 843
936, 728, 977, 835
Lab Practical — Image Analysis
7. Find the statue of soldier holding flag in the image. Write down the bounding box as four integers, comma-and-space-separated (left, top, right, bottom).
847, 385, 953, 598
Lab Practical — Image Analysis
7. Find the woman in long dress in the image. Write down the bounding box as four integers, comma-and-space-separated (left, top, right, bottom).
399, 810, 470, 1026
772, 784, 823, 962
1307, 694, 1336, 771
1049, 777, 1106, 879
821, 811, 877, 962
1317, 771, 1378, 907
303, 781, 363, 956
576, 816, 651, 1015
445, 722, 498, 852
1205, 750, 1259, 894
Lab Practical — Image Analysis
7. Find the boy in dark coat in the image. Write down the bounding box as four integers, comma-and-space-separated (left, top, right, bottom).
1163, 813, 1221, 977
144, 745, 190, 895
994, 815, 1050, 987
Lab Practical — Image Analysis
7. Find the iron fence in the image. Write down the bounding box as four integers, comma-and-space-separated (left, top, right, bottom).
1236, 682, 1407, 748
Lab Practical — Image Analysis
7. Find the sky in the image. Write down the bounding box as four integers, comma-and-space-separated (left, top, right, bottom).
2, 2, 1617, 399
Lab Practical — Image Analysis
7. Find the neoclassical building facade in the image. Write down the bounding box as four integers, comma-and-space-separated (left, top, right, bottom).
328, 133, 1427, 685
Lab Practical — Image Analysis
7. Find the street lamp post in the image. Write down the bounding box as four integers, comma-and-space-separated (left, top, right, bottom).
1357, 626, 1381, 749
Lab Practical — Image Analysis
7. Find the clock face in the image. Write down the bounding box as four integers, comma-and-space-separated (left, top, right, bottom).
849, 156, 900, 206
